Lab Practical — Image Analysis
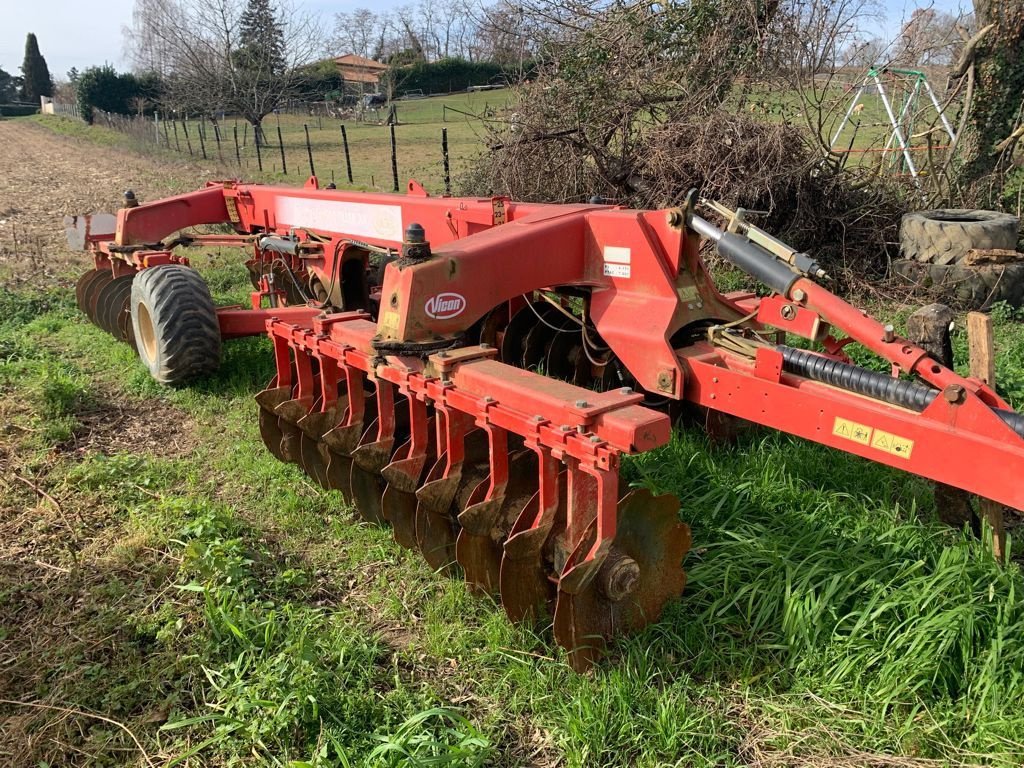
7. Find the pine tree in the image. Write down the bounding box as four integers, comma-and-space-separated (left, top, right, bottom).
20, 33, 52, 102
237, 0, 286, 75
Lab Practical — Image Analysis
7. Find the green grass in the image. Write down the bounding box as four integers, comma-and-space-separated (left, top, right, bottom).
5, 261, 1024, 767
30, 91, 503, 195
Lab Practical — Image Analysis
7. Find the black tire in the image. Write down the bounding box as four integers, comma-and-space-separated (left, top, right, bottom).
892, 259, 1024, 309
900, 209, 1020, 266
130, 265, 222, 385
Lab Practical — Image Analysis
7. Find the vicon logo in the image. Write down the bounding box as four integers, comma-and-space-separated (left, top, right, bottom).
424, 292, 467, 320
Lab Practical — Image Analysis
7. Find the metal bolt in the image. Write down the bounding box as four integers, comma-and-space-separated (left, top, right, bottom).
590, 435, 601, 443
575, 399, 588, 408
560, 425, 571, 432
600, 553, 640, 602
438, 351, 448, 359
404, 222, 426, 244
483, 395, 494, 403
780, 304, 797, 321
533, 415, 544, 422
882, 324, 895, 343
710, 393, 717, 400
619, 387, 632, 395
712, 377, 719, 384
577, 425, 585, 434
480, 342, 491, 349
943, 384, 966, 404
792, 288, 807, 302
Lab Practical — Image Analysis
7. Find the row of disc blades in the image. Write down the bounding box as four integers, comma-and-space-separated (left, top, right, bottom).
256, 343, 691, 670
75, 268, 137, 346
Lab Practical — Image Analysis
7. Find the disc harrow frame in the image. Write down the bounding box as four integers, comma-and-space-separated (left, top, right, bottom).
66, 178, 1024, 669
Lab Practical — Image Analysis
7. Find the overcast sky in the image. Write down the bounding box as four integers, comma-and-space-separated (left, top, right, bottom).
0, 0, 971, 80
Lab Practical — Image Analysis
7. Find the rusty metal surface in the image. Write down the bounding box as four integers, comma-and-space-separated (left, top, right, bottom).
96, 275, 134, 337
83, 270, 113, 325
456, 450, 536, 596
552, 490, 690, 672
499, 471, 566, 625
349, 419, 389, 525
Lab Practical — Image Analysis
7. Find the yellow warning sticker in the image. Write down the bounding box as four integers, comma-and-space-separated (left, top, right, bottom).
832, 417, 873, 446
870, 428, 914, 460
832, 417, 915, 459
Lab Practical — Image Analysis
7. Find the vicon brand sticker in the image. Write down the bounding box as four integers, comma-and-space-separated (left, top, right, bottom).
425, 292, 466, 320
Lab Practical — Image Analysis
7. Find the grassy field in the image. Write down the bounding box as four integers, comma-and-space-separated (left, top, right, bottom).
5, 257, 1024, 766
33, 91, 505, 195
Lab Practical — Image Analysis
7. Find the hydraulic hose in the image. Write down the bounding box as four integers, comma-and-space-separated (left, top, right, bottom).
776, 345, 1024, 441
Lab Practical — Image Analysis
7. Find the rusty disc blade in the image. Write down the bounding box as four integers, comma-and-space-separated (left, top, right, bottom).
456, 450, 537, 596
349, 418, 389, 525
323, 446, 354, 504
414, 429, 488, 573
299, 432, 329, 487
97, 276, 134, 337
499, 471, 567, 625
381, 426, 437, 550
83, 270, 113, 325
552, 489, 690, 672
75, 269, 101, 314
255, 383, 292, 463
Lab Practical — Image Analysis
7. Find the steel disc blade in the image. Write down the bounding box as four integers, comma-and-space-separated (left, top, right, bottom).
255, 383, 292, 462
456, 450, 537, 596
323, 446, 354, 504
415, 429, 488, 573
97, 276, 134, 336
552, 490, 690, 672
382, 432, 437, 550
299, 433, 329, 487
500, 302, 558, 367
499, 471, 567, 625
545, 330, 584, 382
349, 418, 388, 525
83, 270, 113, 325
522, 312, 575, 372
75, 269, 101, 314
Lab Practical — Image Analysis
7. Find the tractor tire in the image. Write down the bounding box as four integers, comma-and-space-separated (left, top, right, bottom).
130, 265, 222, 385
892, 259, 1024, 309
899, 209, 1019, 266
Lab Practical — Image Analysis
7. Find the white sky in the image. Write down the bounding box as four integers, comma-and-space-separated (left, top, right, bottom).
0, 0, 971, 81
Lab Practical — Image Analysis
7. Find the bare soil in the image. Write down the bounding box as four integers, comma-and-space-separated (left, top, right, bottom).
0, 119, 208, 288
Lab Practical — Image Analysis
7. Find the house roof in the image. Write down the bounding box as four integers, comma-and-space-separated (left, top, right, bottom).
341, 70, 381, 84
334, 54, 388, 71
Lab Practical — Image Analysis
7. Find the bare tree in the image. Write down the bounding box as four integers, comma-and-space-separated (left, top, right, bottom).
124, 0, 322, 137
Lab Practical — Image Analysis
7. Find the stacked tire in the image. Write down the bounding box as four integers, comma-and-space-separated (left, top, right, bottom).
894, 209, 1022, 308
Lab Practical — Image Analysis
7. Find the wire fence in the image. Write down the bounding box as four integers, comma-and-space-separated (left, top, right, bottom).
81, 104, 479, 196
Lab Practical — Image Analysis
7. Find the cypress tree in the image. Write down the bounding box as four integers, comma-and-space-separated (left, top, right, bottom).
20, 33, 53, 102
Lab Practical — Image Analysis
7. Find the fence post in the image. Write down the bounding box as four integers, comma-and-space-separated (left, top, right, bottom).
182, 120, 194, 156
304, 124, 316, 178
162, 117, 171, 148
442, 127, 451, 196
390, 123, 399, 192
233, 125, 241, 166
277, 124, 288, 175
172, 120, 181, 152
197, 120, 208, 160
340, 125, 353, 184
213, 122, 223, 162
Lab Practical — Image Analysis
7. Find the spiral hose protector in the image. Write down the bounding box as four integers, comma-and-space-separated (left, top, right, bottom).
776, 345, 1024, 441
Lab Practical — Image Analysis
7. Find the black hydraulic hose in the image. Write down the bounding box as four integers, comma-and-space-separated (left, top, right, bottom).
776, 345, 1024, 441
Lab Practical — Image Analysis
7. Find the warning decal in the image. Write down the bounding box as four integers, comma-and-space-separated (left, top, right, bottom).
870, 428, 914, 460
832, 417, 914, 460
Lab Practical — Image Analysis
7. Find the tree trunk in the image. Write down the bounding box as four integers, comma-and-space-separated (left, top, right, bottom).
962, 0, 1024, 198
